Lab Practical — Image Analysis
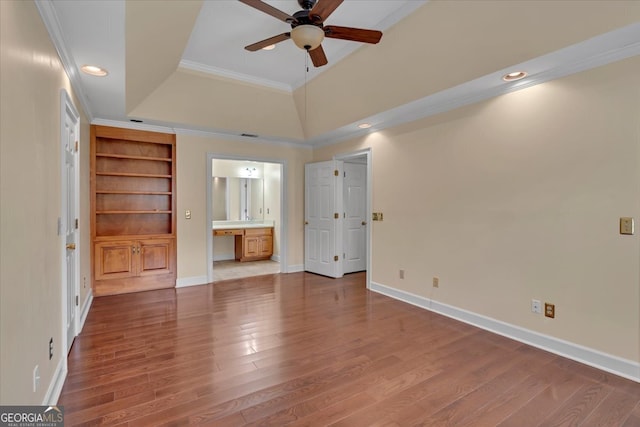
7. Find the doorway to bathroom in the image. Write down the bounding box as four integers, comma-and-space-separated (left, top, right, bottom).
206, 154, 287, 283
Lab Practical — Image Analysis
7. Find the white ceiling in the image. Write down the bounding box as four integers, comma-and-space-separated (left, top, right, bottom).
39, 0, 640, 146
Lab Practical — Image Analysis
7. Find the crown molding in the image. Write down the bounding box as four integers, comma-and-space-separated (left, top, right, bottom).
91, 118, 312, 150
35, 0, 94, 122
179, 60, 293, 92
174, 127, 312, 150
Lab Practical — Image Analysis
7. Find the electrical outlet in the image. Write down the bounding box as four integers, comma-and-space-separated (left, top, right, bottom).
432, 277, 439, 288
49, 338, 53, 360
620, 217, 634, 235
399, 269, 405, 279
83, 276, 87, 288
33, 365, 40, 392
545, 303, 555, 318
531, 299, 542, 314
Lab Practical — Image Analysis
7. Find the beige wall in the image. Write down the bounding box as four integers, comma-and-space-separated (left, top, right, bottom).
264, 162, 282, 258
314, 57, 640, 362
0, 0, 90, 404
176, 134, 312, 280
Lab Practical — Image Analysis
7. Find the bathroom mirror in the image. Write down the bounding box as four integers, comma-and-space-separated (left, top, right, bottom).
212, 177, 264, 221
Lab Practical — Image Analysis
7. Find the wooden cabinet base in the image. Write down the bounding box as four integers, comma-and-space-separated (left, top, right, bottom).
233, 227, 274, 262
94, 274, 175, 297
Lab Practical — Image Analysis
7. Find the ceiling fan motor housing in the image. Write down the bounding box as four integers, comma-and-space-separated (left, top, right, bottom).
298, 0, 317, 10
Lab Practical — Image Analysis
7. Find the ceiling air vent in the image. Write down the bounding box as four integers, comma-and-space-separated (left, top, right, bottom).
241, 133, 259, 138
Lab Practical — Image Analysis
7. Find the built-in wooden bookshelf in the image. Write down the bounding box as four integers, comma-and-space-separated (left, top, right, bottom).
90, 125, 176, 296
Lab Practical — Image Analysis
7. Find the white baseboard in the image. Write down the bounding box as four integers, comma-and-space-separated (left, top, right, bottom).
45, 357, 66, 405
370, 281, 640, 383
287, 264, 304, 273
176, 276, 209, 288
78, 291, 93, 334
271, 254, 280, 262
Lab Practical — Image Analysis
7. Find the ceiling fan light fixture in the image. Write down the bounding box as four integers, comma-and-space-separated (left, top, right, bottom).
262, 44, 276, 50
291, 25, 324, 50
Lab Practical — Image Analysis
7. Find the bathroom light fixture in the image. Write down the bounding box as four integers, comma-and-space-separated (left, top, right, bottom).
290, 25, 325, 50
502, 71, 527, 82
81, 64, 108, 77
358, 123, 372, 129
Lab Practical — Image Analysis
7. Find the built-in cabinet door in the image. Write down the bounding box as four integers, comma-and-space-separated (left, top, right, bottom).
244, 236, 260, 258
259, 235, 273, 256
95, 239, 173, 281
138, 239, 174, 277
94, 241, 136, 281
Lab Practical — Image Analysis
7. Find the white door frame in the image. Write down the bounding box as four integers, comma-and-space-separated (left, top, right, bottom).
60, 89, 80, 356
206, 153, 288, 283
334, 148, 372, 289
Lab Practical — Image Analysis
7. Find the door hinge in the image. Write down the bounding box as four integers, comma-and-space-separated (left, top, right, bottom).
334, 213, 339, 219
75, 218, 79, 229
75, 295, 79, 306
334, 255, 339, 262
74, 141, 78, 152
334, 169, 339, 176
343, 253, 345, 259
344, 171, 346, 177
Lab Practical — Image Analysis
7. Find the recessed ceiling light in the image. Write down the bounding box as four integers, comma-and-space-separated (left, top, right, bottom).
502, 71, 527, 82
358, 123, 372, 129
81, 65, 108, 77
262, 44, 276, 51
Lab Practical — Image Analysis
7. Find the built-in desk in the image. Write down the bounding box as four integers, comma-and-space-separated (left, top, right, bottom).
213, 226, 273, 262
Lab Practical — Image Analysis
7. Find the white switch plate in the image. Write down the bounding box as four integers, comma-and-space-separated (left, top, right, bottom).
531, 299, 542, 314
185, 210, 191, 220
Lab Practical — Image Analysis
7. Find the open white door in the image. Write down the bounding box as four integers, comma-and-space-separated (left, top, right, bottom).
305, 160, 343, 278
343, 162, 367, 273
61, 91, 79, 353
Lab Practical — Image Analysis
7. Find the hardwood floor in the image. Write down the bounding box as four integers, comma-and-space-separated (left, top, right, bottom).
59, 272, 640, 426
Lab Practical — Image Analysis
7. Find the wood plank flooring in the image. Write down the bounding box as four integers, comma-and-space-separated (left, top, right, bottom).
59, 272, 640, 426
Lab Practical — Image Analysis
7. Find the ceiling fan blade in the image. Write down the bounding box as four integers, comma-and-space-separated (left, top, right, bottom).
245, 32, 291, 52
308, 44, 328, 67
309, 0, 343, 23
324, 25, 383, 44
238, 0, 297, 24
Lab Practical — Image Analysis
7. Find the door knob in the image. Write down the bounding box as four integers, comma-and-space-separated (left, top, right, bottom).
361, 221, 367, 226
66, 243, 76, 250
305, 221, 309, 225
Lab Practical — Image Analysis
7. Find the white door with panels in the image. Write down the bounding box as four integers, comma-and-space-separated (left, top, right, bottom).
304, 160, 343, 278
62, 92, 80, 353
343, 162, 367, 273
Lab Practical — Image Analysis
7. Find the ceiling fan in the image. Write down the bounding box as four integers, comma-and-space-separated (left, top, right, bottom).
239, 0, 383, 67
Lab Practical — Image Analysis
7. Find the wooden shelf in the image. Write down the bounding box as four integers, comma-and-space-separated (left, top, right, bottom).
96, 210, 172, 214
96, 172, 172, 178
96, 153, 172, 162
91, 125, 176, 295
96, 190, 172, 195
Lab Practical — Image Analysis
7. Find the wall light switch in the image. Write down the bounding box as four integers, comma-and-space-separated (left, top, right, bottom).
185, 210, 191, 220
372, 212, 384, 221
620, 217, 634, 235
